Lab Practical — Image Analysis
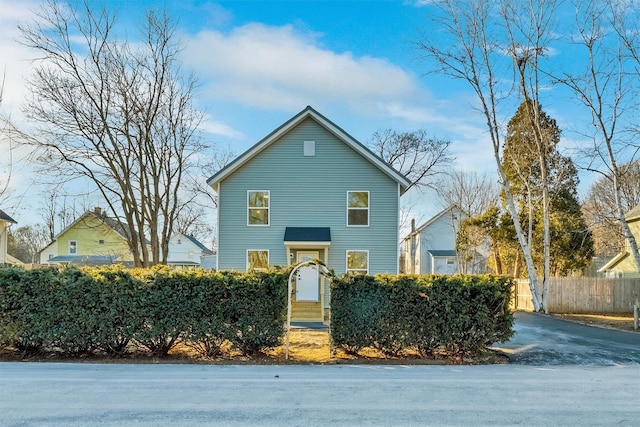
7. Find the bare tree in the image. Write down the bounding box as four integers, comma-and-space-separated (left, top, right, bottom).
556, 0, 640, 273
582, 161, 640, 256
0, 69, 13, 202
7, 224, 49, 263
417, 0, 559, 312
370, 129, 454, 192
15, 0, 204, 266
438, 170, 500, 217
173, 203, 214, 246
40, 187, 94, 240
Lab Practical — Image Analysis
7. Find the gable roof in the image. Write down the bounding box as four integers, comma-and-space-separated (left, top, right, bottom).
427, 250, 457, 257
179, 233, 215, 255
0, 209, 17, 224
206, 106, 411, 192
404, 205, 462, 240
598, 251, 629, 272
626, 204, 640, 222
52, 209, 129, 242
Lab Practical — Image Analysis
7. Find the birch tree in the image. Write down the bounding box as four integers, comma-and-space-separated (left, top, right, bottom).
557, 0, 640, 273
417, 0, 559, 311
15, 0, 204, 266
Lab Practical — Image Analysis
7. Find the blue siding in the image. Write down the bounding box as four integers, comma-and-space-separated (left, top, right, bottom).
217, 117, 400, 274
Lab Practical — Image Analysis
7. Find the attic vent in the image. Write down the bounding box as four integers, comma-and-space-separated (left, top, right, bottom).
303, 140, 315, 157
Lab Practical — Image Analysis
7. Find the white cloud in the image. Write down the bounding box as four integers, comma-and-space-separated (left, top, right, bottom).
199, 114, 245, 139
183, 23, 420, 113
0, 1, 39, 117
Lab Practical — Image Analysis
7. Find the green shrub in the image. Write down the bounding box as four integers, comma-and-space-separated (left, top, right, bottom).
223, 270, 288, 356
330, 274, 514, 357
0, 266, 289, 359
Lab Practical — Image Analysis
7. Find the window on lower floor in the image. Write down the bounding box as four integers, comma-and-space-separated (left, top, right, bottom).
346, 250, 369, 274
247, 250, 269, 271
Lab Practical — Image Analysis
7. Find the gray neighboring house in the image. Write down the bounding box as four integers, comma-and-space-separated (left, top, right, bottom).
207, 106, 410, 321
402, 205, 488, 275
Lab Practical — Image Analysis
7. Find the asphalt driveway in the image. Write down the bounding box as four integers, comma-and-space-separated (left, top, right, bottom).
494, 311, 640, 365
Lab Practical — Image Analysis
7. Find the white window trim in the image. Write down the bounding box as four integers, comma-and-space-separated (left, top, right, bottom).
247, 249, 269, 271
346, 250, 369, 274
346, 191, 370, 227
68, 240, 78, 254
247, 190, 270, 227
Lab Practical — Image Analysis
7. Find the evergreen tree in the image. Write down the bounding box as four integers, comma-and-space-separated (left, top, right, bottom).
502, 101, 593, 276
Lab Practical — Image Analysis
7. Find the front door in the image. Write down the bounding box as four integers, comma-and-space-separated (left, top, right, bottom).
296, 251, 319, 301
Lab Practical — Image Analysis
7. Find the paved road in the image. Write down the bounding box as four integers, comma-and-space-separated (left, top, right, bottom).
1, 363, 639, 426
1, 313, 639, 426
494, 312, 640, 365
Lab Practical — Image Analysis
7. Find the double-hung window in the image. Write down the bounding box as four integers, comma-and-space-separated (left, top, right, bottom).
346, 250, 369, 274
247, 250, 269, 271
347, 191, 369, 226
248, 190, 270, 226
68, 240, 78, 254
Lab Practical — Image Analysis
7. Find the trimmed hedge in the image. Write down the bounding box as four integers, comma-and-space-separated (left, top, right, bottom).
0, 266, 288, 358
330, 274, 514, 357
0, 266, 513, 360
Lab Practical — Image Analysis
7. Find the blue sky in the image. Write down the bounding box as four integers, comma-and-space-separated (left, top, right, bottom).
0, 0, 599, 228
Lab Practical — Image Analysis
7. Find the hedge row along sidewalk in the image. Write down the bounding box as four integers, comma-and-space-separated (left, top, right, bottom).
0, 266, 514, 362
330, 274, 514, 357
0, 266, 288, 358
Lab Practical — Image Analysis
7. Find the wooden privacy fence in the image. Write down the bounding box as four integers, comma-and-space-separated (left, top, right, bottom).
513, 277, 640, 314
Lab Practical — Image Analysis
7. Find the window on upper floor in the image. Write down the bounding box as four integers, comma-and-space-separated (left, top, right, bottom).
304, 140, 316, 156
346, 250, 369, 274
347, 191, 369, 226
68, 240, 77, 254
247, 250, 269, 271
248, 190, 270, 226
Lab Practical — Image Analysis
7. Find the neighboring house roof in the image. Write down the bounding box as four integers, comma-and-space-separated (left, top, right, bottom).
598, 203, 640, 272
47, 255, 119, 266
427, 250, 457, 257
206, 106, 411, 192
598, 252, 629, 272
167, 260, 201, 266
5, 254, 24, 266
626, 204, 640, 222
53, 208, 129, 242
180, 234, 215, 255
405, 205, 461, 240
0, 209, 17, 224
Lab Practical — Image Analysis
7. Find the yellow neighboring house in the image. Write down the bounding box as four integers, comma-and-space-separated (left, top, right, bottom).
598, 204, 640, 278
0, 208, 17, 266
40, 207, 133, 266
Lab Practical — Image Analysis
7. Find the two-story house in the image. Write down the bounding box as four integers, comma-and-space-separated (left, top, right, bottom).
207, 106, 410, 321
40, 207, 133, 266
403, 205, 463, 275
